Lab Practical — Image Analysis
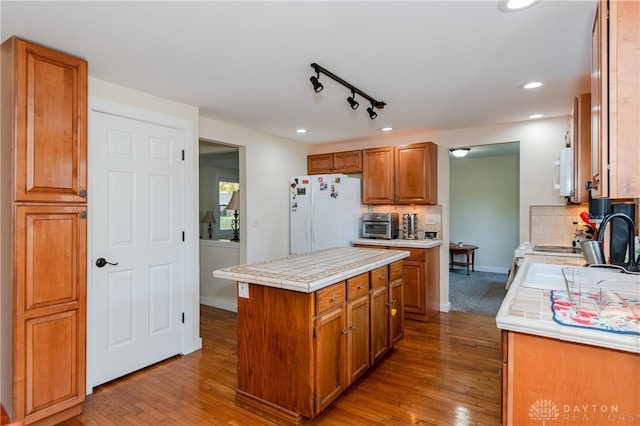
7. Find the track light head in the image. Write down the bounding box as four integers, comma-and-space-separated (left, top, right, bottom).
347, 92, 359, 110
310, 75, 323, 93
367, 106, 378, 120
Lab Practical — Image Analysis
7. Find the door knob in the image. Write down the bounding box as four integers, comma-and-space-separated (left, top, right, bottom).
96, 257, 119, 268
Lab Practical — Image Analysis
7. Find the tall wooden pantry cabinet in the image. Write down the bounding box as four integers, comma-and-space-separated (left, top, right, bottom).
1, 37, 88, 425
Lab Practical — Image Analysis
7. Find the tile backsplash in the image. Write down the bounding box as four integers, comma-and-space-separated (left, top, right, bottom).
530, 204, 589, 246
367, 204, 442, 238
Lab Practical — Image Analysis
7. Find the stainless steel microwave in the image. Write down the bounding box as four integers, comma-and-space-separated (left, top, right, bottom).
361, 213, 399, 239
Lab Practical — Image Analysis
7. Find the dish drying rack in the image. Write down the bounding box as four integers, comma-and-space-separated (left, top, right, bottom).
561, 267, 640, 320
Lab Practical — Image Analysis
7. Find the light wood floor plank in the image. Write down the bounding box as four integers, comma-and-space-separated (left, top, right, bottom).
61, 306, 501, 425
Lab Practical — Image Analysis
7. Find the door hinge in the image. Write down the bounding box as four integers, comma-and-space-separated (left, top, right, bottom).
313, 328, 316, 338
314, 395, 317, 407
182, 150, 185, 161
182, 312, 185, 323
182, 231, 185, 242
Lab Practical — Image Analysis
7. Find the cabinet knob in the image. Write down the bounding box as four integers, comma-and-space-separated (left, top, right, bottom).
330, 296, 338, 302
350, 324, 357, 330
357, 284, 365, 289
80, 189, 87, 198
341, 329, 349, 335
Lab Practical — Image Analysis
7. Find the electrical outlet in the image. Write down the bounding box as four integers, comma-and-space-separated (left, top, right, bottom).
238, 282, 249, 298
251, 216, 259, 227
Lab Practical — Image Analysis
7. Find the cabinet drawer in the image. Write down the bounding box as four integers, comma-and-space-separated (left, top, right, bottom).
316, 282, 346, 314
347, 273, 369, 300
389, 260, 403, 281
370, 266, 388, 288
406, 248, 426, 261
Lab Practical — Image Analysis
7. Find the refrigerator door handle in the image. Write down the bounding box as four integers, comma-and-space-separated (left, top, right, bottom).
310, 189, 316, 244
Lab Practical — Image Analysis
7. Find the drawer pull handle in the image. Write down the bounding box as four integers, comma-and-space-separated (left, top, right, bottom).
330, 296, 338, 302
350, 324, 357, 330
357, 284, 365, 289
341, 329, 349, 335
379, 275, 385, 280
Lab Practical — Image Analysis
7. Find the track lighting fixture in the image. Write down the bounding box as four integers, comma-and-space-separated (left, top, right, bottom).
347, 91, 359, 110
366, 105, 377, 120
310, 63, 386, 119
310, 71, 323, 93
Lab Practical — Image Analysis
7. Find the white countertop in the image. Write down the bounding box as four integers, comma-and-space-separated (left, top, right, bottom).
351, 238, 443, 249
212, 246, 410, 293
496, 254, 640, 353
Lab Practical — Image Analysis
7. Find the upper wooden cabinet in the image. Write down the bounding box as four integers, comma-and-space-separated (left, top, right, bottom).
3, 37, 88, 203
362, 142, 438, 205
590, 0, 640, 199
567, 93, 591, 204
307, 150, 362, 175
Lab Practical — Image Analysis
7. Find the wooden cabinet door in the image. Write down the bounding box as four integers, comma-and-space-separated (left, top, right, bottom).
570, 94, 591, 204
402, 260, 426, 318
9, 37, 88, 203
590, 0, 606, 198
307, 153, 334, 175
425, 247, 440, 319
314, 306, 346, 414
389, 278, 404, 347
394, 142, 437, 205
333, 150, 362, 174
346, 294, 370, 384
14, 204, 86, 422
369, 285, 389, 364
362, 147, 394, 204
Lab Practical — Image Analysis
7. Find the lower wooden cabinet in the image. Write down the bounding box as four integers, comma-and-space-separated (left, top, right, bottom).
14, 205, 87, 424
235, 263, 403, 423
502, 331, 640, 425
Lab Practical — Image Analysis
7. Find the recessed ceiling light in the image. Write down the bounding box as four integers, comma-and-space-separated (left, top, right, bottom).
296, 128, 307, 134
380, 127, 393, 132
498, 0, 538, 12
523, 81, 543, 89
528, 113, 545, 119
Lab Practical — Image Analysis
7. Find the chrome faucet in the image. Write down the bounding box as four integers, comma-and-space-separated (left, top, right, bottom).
596, 212, 639, 272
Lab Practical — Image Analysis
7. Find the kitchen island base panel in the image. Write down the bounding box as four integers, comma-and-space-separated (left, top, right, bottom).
236, 391, 304, 425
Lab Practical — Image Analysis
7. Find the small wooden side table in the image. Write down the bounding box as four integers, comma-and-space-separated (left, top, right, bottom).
449, 243, 478, 276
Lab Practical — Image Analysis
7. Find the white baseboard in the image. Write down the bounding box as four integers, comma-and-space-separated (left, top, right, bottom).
440, 301, 451, 312
456, 265, 509, 274
200, 296, 237, 313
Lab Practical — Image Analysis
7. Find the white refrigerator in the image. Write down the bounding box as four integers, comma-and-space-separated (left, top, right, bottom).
290, 174, 362, 254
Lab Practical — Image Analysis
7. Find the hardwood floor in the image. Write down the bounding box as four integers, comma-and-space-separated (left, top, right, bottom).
61, 306, 502, 425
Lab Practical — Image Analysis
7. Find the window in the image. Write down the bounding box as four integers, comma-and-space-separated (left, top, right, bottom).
217, 176, 239, 236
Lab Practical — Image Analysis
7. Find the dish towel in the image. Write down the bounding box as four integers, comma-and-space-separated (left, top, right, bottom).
550, 290, 640, 335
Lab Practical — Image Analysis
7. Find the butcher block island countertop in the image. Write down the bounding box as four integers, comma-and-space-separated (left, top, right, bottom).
213, 246, 409, 292
213, 247, 410, 424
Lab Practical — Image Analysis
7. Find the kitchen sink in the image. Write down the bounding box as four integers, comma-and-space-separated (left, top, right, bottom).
522, 262, 640, 293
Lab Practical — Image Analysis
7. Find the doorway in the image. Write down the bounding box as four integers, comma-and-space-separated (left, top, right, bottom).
448, 142, 519, 316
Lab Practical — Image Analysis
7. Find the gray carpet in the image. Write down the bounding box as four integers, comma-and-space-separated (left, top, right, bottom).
449, 269, 509, 317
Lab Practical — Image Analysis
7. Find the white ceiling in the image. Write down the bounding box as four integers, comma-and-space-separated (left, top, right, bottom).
1, 0, 598, 145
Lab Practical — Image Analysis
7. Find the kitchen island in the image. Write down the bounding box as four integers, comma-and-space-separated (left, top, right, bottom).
213, 247, 409, 424
496, 255, 640, 425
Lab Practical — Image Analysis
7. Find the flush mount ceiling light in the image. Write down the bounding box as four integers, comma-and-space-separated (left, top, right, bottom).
310, 63, 386, 120
450, 148, 470, 158
528, 113, 545, 119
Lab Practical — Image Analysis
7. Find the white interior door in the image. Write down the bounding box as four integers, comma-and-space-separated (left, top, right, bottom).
90, 110, 185, 387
